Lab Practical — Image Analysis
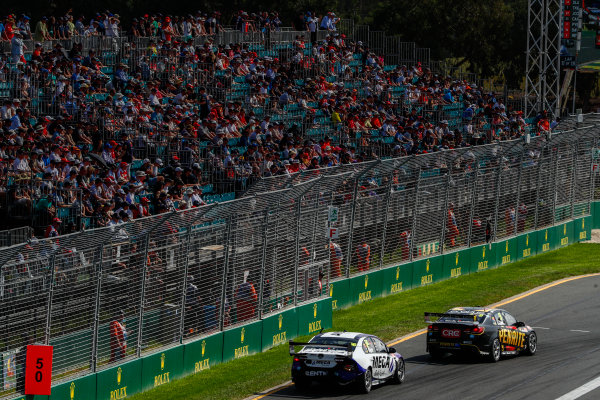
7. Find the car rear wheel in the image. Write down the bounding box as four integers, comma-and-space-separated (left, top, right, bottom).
358, 367, 372, 393
524, 332, 537, 356
392, 358, 405, 384
487, 338, 501, 363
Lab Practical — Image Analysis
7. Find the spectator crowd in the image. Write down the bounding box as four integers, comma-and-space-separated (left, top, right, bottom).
0, 9, 558, 238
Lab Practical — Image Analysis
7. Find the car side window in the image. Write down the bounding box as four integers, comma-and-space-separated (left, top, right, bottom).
371, 337, 387, 353
494, 311, 506, 326
362, 338, 373, 354
503, 312, 517, 326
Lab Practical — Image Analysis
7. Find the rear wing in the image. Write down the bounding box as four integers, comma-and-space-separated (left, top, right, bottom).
424, 312, 478, 323
289, 341, 353, 356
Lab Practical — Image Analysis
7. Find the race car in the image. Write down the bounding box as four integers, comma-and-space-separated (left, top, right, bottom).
289, 331, 405, 393
425, 307, 537, 362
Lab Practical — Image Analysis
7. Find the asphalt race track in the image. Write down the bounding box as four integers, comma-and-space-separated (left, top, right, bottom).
257, 274, 600, 400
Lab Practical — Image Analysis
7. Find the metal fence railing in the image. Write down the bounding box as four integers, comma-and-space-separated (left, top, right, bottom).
0, 113, 598, 399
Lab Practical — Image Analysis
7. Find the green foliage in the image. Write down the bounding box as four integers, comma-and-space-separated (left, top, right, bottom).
131, 243, 600, 400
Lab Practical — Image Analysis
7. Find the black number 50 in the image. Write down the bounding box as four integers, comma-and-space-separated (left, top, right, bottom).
35, 357, 44, 382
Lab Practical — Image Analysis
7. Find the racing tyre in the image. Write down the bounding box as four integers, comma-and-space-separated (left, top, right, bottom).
294, 378, 311, 392
357, 367, 373, 394
392, 358, 405, 384
524, 332, 537, 356
487, 338, 501, 363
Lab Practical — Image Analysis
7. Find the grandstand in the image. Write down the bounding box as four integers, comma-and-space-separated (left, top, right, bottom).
0, 11, 548, 241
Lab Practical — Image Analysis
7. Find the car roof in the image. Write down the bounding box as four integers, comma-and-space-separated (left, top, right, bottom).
447, 307, 503, 315
315, 332, 372, 340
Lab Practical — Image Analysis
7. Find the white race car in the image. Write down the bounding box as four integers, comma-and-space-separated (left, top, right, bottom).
289, 331, 405, 393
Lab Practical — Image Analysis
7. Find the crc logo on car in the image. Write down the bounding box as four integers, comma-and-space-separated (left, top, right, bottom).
305, 370, 328, 377
441, 329, 461, 338
372, 356, 390, 369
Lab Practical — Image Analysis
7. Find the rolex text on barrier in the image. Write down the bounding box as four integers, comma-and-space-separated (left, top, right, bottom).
182, 333, 223, 376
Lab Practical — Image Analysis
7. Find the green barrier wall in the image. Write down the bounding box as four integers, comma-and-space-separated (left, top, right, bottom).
496, 237, 518, 267
469, 243, 496, 274
95, 359, 142, 400
348, 270, 384, 306
140, 346, 183, 392
50, 372, 96, 400
222, 320, 262, 363
574, 216, 592, 242
329, 278, 350, 312
594, 202, 600, 228
442, 249, 471, 280
261, 309, 298, 352
555, 221, 574, 249
182, 332, 223, 376
297, 298, 333, 337
381, 263, 413, 296
516, 231, 537, 261
411, 255, 443, 288
537, 227, 554, 253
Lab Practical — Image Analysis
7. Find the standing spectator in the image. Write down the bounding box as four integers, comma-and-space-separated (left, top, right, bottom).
328, 240, 343, 278
11, 32, 26, 64
447, 202, 459, 247
505, 206, 515, 236
517, 202, 527, 232
356, 238, 370, 272
109, 311, 127, 362
235, 271, 257, 322
34, 16, 50, 42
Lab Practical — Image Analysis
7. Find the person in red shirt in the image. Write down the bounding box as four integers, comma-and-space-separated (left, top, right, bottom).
236, 273, 257, 322
109, 311, 127, 362
356, 239, 371, 272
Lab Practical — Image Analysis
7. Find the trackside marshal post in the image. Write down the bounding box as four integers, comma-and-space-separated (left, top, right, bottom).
25, 345, 53, 395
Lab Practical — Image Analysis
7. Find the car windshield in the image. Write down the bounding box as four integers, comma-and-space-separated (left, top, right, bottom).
308, 337, 358, 347
439, 313, 487, 324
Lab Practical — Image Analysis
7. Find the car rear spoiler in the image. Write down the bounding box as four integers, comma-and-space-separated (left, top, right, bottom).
289, 341, 353, 356
424, 312, 478, 323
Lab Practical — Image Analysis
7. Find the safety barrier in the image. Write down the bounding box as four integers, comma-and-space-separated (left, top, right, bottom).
6, 297, 332, 400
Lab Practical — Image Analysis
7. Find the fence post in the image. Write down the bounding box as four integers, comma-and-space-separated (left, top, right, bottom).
491, 161, 504, 242
218, 217, 233, 331
378, 173, 394, 269
467, 161, 479, 247
570, 141, 579, 218
513, 151, 526, 234
533, 145, 548, 229
178, 226, 194, 344
439, 173, 451, 253
136, 233, 151, 357
409, 167, 422, 261
293, 196, 303, 306
589, 138, 598, 212
257, 211, 269, 319
44, 254, 56, 345
551, 147, 560, 226
90, 244, 104, 372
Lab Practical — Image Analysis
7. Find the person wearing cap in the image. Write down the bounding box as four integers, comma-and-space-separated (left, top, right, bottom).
45, 217, 61, 238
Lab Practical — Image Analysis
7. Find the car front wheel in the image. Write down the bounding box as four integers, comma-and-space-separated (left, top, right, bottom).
524, 332, 537, 356
392, 358, 405, 384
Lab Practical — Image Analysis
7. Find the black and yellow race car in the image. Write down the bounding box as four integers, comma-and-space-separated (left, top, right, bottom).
425, 307, 537, 362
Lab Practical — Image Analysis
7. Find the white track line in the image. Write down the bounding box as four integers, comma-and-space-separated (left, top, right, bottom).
570, 330, 591, 333
532, 326, 550, 330
555, 375, 600, 400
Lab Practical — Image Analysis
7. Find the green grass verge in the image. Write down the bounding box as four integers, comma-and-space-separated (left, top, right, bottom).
131, 243, 600, 400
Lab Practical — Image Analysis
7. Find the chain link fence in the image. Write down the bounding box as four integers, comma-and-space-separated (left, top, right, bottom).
0, 119, 598, 398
